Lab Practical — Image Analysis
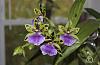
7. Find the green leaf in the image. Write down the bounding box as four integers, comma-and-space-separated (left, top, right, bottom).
54, 19, 99, 65
85, 8, 100, 19
68, 0, 86, 27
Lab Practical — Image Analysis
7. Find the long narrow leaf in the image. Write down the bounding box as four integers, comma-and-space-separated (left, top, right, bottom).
54, 19, 99, 65
68, 0, 85, 27
85, 8, 100, 19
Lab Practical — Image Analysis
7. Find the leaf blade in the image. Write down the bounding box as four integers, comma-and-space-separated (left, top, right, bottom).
68, 0, 86, 27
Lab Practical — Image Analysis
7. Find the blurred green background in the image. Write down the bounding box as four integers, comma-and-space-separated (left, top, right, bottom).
5, 0, 73, 19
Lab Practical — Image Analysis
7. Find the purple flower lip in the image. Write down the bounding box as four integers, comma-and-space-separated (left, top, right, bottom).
60, 34, 77, 46
27, 32, 45, 46
40, 43, 57, 56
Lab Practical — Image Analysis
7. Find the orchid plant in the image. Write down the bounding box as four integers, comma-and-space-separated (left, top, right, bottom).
13, 8, 79, 56
13, 0, 100, 65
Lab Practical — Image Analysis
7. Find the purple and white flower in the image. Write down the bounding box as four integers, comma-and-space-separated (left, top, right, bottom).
27, 32, 45, 46
40, 44, 57, 56
60, 34, 76, 46
38, 15, 43, 22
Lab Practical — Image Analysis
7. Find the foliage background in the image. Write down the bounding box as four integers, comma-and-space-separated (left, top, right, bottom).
5, 0, 73, 19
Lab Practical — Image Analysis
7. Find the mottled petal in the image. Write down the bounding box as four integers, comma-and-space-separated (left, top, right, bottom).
60, 34, 77, 46
40, 44, 57, 56
27, 32, 45, 46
